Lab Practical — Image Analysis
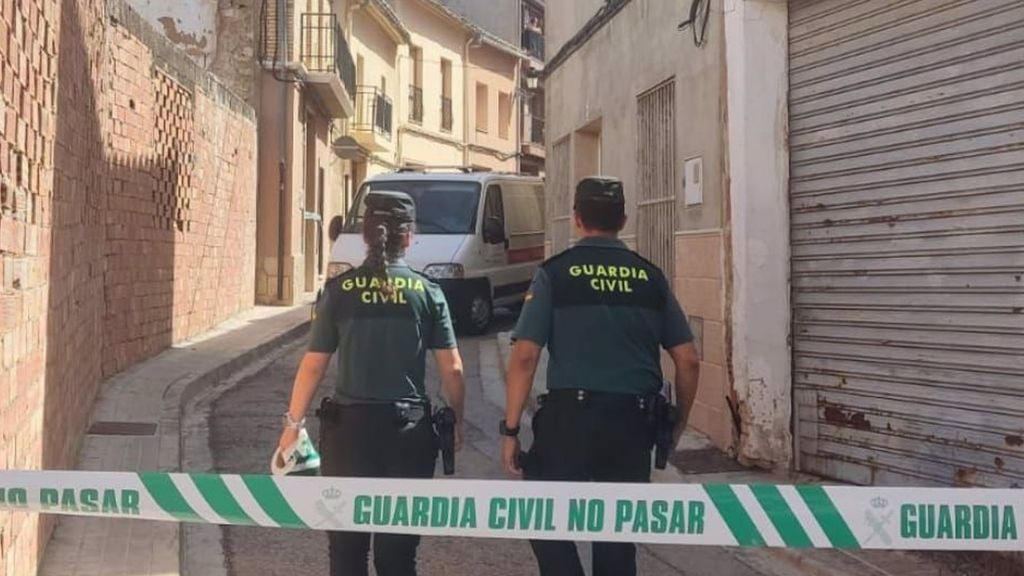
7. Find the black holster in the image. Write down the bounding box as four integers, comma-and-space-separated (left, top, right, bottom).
434, 406, 457, 476
653, 394, 677, 470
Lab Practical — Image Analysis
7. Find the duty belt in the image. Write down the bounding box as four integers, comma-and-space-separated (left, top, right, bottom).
542, 388, 651, 410
316, 397, 431, 420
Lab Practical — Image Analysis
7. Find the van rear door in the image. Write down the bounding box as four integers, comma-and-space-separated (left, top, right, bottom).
497, 181, 545, 303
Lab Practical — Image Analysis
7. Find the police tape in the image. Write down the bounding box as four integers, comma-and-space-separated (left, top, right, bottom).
0, 471, 1021, 551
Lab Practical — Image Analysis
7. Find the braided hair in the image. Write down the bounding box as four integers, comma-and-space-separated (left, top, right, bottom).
363, 215, 411, 296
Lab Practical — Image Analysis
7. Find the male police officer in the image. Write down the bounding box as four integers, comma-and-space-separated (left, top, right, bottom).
501, 177, 701, 576
278, 191, 466, 576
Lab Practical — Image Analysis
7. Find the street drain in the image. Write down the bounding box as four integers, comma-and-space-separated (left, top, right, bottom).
87, 421, 158, 436
669, 448, 748, 474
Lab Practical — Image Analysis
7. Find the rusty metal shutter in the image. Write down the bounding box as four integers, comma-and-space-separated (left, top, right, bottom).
789, 0, 1024, 487
637, 80, 676, 282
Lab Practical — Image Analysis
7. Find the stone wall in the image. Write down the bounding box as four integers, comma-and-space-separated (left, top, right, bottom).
0, 0, 257, 573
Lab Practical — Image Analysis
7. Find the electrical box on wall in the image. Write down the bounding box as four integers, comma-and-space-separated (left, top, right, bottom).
684, 157, 703, 206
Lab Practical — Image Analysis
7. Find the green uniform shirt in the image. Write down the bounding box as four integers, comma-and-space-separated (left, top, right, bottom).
513, 237, 693, 396
309, 261, 457, 403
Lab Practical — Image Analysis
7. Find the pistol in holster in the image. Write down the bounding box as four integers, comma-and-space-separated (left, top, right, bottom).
653, 394, 678, 470
434, 406, 457, 476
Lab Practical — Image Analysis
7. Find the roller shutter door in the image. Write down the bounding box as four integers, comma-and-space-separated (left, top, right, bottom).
789, 0, 1024, 487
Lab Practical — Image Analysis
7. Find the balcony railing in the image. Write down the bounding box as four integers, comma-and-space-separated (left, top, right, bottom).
300, 13, 356, 97
522, 28, 544, 61
409, 85, 423, 124
353, 86, 393, 139
441, 96, 453, 133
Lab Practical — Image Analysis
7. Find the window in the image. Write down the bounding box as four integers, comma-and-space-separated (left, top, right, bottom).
409, 46, 424, 123
498, 92, 511, 140
410, 46, 423, 86
484, 185, 505, 241
636, 80, 676, 282
441, 59, 453, 132
381, 75, 387, 96
476, 82, 489, 133
441, 58, 452, 98
345, 180, 481, 235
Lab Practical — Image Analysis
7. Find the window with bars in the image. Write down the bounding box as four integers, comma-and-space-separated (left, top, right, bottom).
549, 137, 572, 254
636, 79, 676, 283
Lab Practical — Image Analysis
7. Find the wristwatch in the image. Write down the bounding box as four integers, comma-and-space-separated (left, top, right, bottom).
498, 420, 521, 437
282, 412, 306, 431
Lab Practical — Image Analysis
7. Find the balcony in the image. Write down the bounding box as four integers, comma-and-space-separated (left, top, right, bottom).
441, 96, 453, 133
409, 85, 423, 124
260, 3, 355, 119
522, 28, 544, 62
299, 13, 355, 118
522, 113, 545, 158
351, 86, 393, 151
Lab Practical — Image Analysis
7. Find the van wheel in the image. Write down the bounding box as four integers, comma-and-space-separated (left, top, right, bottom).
460, 290, 493, 335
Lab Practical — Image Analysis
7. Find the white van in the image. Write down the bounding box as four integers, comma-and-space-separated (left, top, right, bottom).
326, 169, 546, 334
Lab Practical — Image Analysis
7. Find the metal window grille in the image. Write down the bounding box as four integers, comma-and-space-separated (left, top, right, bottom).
636, 79, 676, 283
549, 137, 572, 253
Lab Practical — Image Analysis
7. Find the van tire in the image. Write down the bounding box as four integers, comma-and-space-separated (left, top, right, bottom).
459, 289, 493, 335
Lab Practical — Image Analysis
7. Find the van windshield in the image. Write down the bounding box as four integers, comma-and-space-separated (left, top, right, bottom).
344, 180, 481, 235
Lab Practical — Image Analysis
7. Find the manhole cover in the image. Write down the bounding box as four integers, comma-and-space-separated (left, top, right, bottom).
87, 421, 157, 436
669, 448, 748, 475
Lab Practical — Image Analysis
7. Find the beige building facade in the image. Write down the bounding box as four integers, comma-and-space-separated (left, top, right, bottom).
393, 0, 469, 169
339, 0, 526, 185
254, 0, 358, 305
465, 39, 520, 172
342, 0, 408, 185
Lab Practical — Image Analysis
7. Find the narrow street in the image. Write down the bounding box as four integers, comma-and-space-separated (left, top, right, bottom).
204, 320, 796, 576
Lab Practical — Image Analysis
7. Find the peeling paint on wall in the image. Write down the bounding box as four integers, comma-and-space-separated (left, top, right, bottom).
129, 0, 218, 64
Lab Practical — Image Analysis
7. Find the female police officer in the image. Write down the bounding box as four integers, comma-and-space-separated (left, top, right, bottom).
277, 190, 466, 576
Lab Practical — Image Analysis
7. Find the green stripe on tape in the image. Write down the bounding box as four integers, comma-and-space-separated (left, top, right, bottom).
242, 475, 307, 528
138, 473, 203, 523
704, 485, 766, 547
191, 474, 256, 526
796, 485, 860, 549
750, 485, 813, 549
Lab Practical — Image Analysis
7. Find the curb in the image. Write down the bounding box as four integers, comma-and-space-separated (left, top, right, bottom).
167, 317, 311, 575
174, 319, 312, 470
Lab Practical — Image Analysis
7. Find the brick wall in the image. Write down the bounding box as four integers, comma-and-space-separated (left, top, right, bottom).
0, 0, 257, 573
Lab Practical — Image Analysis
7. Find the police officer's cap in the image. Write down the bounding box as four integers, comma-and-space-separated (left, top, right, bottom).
574, 177, 625, 209
365, 191, 416, 223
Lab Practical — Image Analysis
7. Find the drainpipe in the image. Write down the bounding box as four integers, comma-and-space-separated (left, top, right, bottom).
395, 40, 404, 165
276, 0, 291, 302
513, 54, 521, 173
462, 34, 482, 166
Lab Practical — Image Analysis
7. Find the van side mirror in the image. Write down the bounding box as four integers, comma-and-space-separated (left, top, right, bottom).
483, 217, 506, 245
328, 215, 344, 242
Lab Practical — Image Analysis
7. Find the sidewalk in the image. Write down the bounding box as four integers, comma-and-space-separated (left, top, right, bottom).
494, 331, 961, 576
39, 303, 313, 576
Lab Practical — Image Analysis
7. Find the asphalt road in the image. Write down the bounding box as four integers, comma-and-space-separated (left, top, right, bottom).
206, 318, 795, 576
